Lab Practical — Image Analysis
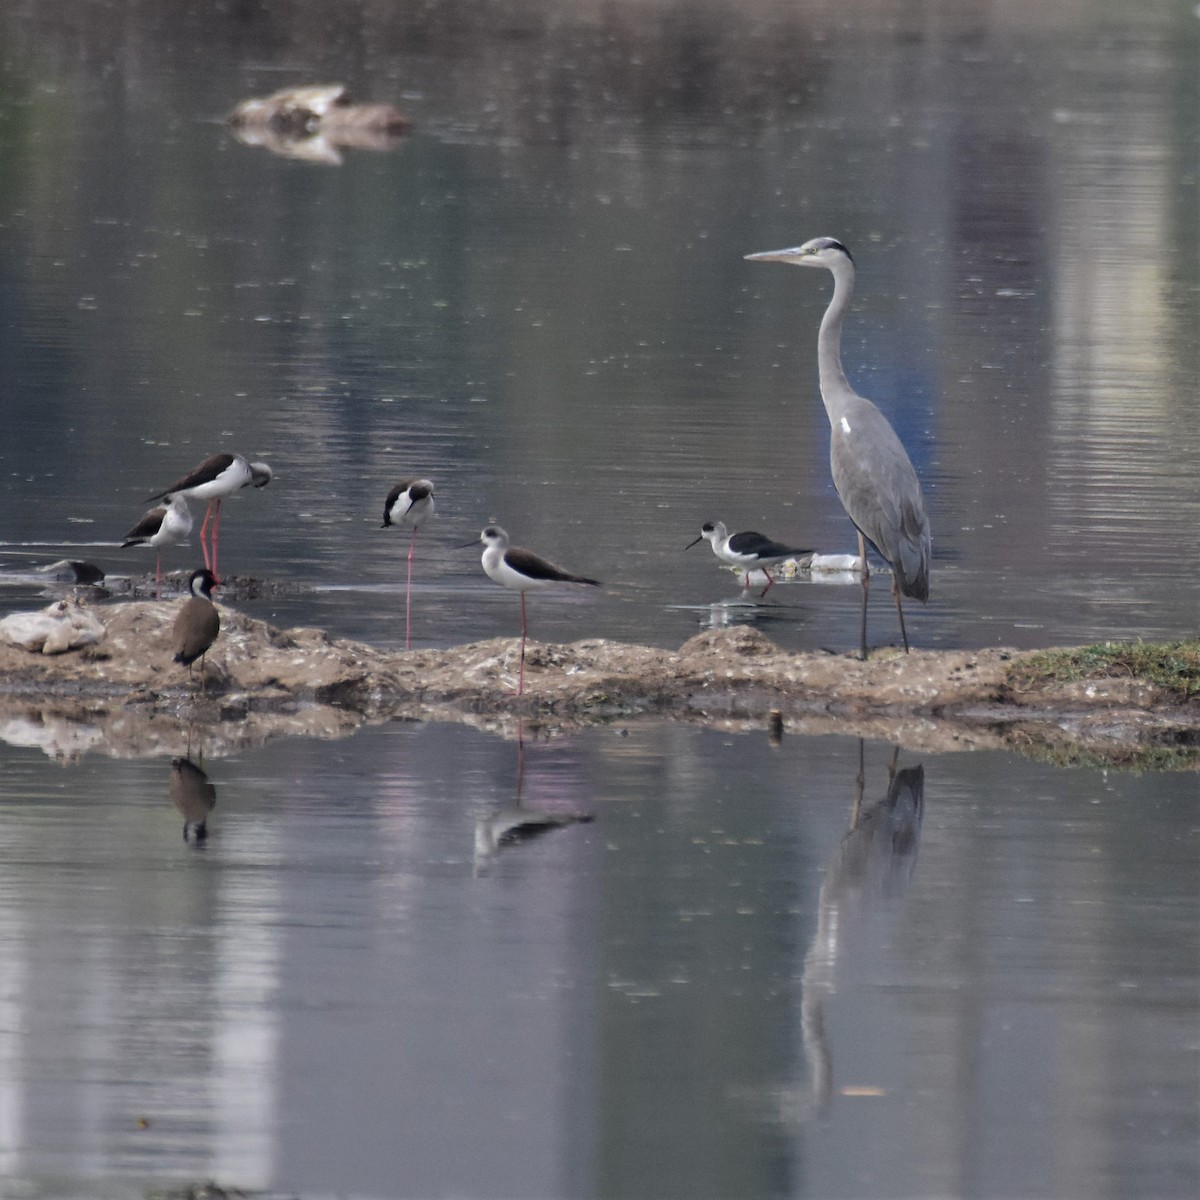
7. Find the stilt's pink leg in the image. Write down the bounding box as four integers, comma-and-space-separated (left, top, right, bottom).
760, 569, 774, 597
198, 502, 214, 573
405, 528, 417, 651
517, 592, 528, 696
210, 501, 223, 582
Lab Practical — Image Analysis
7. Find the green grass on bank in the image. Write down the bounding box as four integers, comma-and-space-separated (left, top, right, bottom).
1012, 641, 1200, 704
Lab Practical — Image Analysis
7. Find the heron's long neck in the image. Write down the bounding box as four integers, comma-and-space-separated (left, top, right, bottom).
816, 260, 855, 423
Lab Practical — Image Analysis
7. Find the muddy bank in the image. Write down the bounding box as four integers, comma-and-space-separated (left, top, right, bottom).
0, 598, 1196, 768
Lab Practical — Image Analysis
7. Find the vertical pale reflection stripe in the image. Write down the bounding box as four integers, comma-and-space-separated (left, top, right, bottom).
210, 834, 283, 1186
1051, 124, 1171, 531
0, 909, 23, 1176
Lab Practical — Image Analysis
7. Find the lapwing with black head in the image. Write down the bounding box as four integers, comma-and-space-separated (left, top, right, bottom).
381, 478, 435, 650
465, 525, 601, 696
145, 452, 273, 581
122, 493, 193, 599
173, 567, 220, 694
686, 520, 814, 596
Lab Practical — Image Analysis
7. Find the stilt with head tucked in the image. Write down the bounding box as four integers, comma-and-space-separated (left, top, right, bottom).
382, 478, 435, 650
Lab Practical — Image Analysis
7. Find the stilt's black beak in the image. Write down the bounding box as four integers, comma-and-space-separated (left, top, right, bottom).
684, 535, 704, 551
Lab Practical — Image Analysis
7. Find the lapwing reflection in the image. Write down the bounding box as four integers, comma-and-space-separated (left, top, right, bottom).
474, 722, 594, 872
795, 742, 925, 1119
170, 755, 217, 842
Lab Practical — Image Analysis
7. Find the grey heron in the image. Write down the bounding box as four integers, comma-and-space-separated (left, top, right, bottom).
746, 237, 931, 657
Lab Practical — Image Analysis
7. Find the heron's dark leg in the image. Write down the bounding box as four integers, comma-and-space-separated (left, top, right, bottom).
849, 737, 865, 829
857, 532, 869, 661
891, 575, 911, 653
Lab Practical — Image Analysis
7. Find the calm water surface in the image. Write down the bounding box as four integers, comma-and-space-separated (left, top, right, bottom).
1, 723, 1197, 1199
0, 1, 1198, 1197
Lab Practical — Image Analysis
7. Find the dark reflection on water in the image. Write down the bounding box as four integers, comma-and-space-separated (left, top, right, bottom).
474, 719, 595, 871
795, 746, 925, 1123
169, 753, 217, 843
0, 722, 1196, 1198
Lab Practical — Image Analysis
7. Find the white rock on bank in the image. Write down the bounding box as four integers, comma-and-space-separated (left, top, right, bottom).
0, 599, 105, 654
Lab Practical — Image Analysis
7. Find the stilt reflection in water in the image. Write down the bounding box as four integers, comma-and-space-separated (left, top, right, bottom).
474, 721, 594, 872
794, 742, 925, 1119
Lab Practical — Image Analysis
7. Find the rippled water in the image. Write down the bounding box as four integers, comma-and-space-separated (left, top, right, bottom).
0, 2, 1198, 1197
1, 0, 1198, 655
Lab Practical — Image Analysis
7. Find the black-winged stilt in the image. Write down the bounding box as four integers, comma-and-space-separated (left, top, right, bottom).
145, 453, 272, 580
381, 478, 435, 650
122, 494, 193, 598
467, 525, 600, 696
686, 520, 813, 595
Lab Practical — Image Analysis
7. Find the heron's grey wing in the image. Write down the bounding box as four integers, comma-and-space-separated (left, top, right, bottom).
829, 399, 930, 600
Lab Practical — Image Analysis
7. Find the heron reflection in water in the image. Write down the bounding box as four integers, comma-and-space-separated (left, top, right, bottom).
791, 743, 925, 1119
474, 720, 594, 872
169, 754, 217, 843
